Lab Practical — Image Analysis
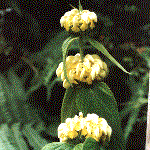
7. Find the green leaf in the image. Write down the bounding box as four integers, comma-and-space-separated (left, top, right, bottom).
42, 57, 58, 85
22, 123, 48, 149
83, 138, 104, 150
72, 143, 83, 150
75, 82, 126, 149
120, 97, 148, 120
7, 69, 35, 123
1, 71, 21, 122
79, 0, 83, 12
42, 142, 74, 150
0, 71, 42, 126
10, 123, 29, 150
61, 87, 79, 123
0, 124, 17, 150
8, 69, 25, 98
46, 77, 62, 100
62, 37, 79, 86
139, 47, 150, 68
0, 75, 12, 124
0, 123, 29, 150
124, 108, 140, 142
89, 38, 131, 74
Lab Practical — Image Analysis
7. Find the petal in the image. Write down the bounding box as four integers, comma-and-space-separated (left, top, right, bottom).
80, 21, 88, 31
107, 125, 112, 140
85, 54, 95, 63
89, 12, 97, 22
91, 67, 96, 80
90, 20, 95, 29
63, 79, 70, 89
80, 68, 86, 80
61, 72, 65, 81
99, 70, 107, 78
70, 9, 79, 15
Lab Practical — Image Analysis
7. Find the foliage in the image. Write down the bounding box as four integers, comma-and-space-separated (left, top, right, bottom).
42, 137, 105, 150
0, 1, 149, 149
61, 82, 125, 149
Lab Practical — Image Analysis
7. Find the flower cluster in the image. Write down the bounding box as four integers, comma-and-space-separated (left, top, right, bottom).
60, 8, 97, 32
58, 112, 112, 142
56, 53, 108, 88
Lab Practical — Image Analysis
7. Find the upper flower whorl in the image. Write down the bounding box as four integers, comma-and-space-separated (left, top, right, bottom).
60, 9, 97, 32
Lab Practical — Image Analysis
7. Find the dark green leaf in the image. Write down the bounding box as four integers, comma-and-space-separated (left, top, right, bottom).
0, 124, 16, 150
8, 69, 25, 99
42, 142, 74, 150
120, 97, 148, 120
72, 143, 83, 150
42, 58, 58, 85
10, 123, 29, 150
139, 47, 150, 67
83, 138, 104, 150
75, 82, 126, 149
89, 38, 131, 74
46, 77, 62, 100
124, 108, 140, 142
1, 71, 21, 122
61, 87, 79, 123
22, 123, 48, 149
0, 75, 12, 124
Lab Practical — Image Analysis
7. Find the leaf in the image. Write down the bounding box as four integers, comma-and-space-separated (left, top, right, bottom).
72, 143, 83, 150
138, 47, 150, 68
0, 71, 21, 122
89, 38, 131, 74
22, 123, 48, 150
42, 57, 58, 85
75, 82, 126, 149
124, 108, 140, 142
83, 138, 105, 150
0, 124, 16, 150
7, 69, 35, 123
0, 75, 12, 124
42, 142, 74, 150
79, 0, 83, 12
0, 71, 42, 127
120, 97, 148, 120
46, 77, 62, 100
61, 87, 79, 123
62, 37, 79, 86
10, 122, 29, 150
8, 69, 25, 99
0, 123, 28, 150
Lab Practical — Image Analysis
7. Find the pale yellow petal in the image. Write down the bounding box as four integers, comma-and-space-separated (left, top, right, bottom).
63, 79, 70, 89
99, 70, 107, 78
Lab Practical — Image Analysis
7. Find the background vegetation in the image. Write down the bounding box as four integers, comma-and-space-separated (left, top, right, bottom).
0, 0, 149, 149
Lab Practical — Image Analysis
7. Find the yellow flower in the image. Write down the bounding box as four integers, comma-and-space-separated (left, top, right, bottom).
57, 112, 112, 143
60, 8, 97, 32
56, 53, 108, 89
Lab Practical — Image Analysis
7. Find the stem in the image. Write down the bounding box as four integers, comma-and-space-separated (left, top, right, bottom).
79, 36, 84, 63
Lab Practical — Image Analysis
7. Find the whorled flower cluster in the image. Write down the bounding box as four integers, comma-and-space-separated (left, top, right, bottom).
60, 8, 97, 32
56, 53, 108, 89
58, 112, 112, 142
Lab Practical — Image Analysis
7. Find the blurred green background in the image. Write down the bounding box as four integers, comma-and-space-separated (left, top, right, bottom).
0, 0, 149, 149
